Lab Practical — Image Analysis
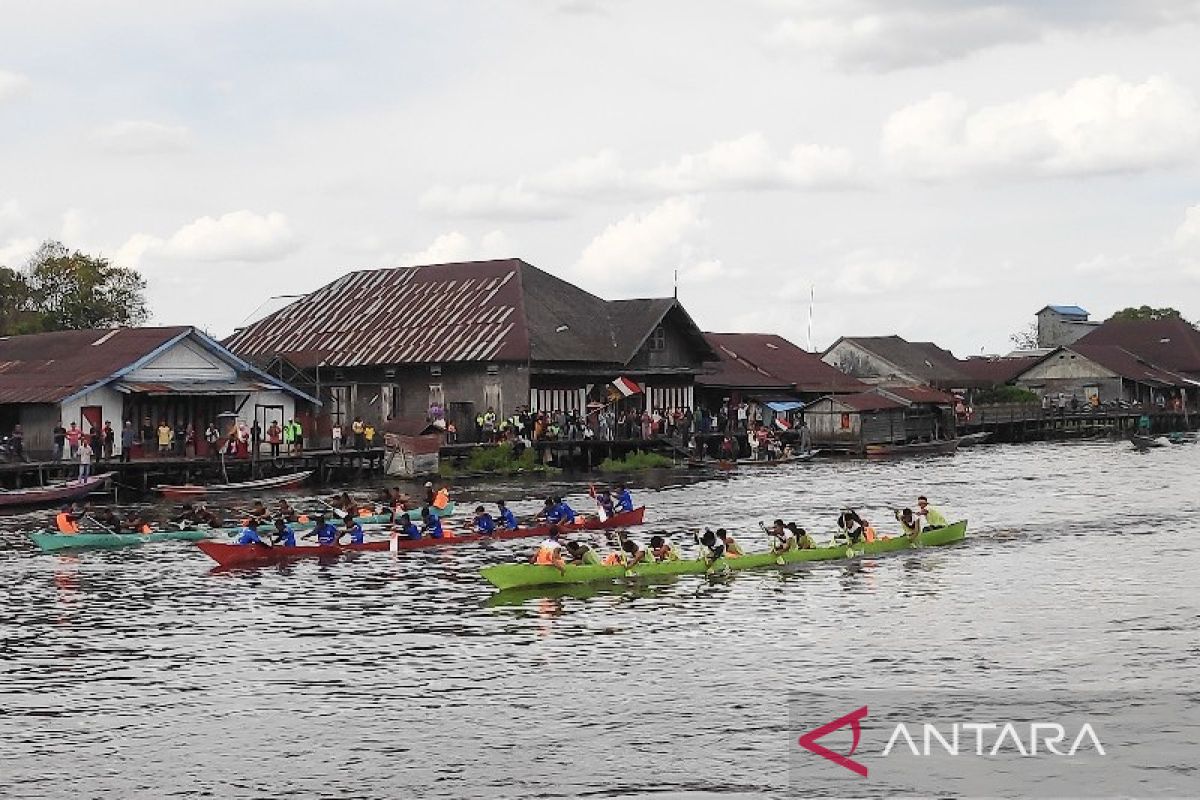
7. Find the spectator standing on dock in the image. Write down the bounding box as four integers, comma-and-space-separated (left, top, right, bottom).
364, 421, 376, 448
10, 424, 26, 461
204, 422, 220, 458
737, 402, 748, 431
157, 420, 173, 456
352, 416, 365, 449
250, 419, 262, 456
290, 419, 304, 454
331, 421, 342, 452
78, 437, 93, 479
52, 422, 66, 461
175, 419, 188, 456
102, 421, 114, 461
267, 421, 282, 459
185, 424, 196, 457
66, 422, 81, 458
120, 421, 135, 462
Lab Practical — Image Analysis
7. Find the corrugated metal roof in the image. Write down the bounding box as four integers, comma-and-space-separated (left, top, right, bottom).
0, 327, 189, 403
225, 259, 717, 368
1064, 345, 1193, 386
700, 332, 867, 393
814, 391, 907, 412
116, 380, 281, 395
1078, 318, 1200, 376
1041, 305, 1090, 317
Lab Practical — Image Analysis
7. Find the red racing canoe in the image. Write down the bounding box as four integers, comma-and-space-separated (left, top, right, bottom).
195, 506, 646, 568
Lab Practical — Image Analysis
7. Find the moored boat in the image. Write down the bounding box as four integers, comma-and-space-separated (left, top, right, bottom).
480, 520, 968, 590
0, 472, 114, 509
195, 506, 648, 568
864, 439, 959, 457
957, 432, 993, 447
1130, 434, 1169, 450
29, 529, 211, 551
153, 470, 314, 501
721, 449, 821, 468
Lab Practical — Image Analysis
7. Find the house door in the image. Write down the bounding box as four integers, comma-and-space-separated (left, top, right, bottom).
483, 382, 503, 418
80, 405, 103, 439
256, 403, 284, 457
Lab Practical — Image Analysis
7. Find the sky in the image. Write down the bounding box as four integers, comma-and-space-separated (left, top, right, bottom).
2, 0, 1200, 356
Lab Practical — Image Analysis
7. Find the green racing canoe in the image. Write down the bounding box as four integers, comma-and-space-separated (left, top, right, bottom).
29, 530, 213, 551
480, 520, 968, 590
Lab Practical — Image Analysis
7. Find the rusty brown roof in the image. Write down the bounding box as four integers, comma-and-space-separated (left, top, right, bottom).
701, 332, 867, 393
225, 259, 713, 368
0, 327, 190, 403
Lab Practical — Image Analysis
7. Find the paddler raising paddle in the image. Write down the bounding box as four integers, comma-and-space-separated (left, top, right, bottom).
764, 519, 795, 553
894, 507, 921, 537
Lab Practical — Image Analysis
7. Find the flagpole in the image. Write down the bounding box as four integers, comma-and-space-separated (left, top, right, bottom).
807, 284, 814, 351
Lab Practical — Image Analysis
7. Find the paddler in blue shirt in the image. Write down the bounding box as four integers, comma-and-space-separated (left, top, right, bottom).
473, 506, 496, 535
271, 517, 296, 547
554, 497, 576, 525
344, 515, 365, 545
496, 501, 519, 530
398, 513, 421, 540
420, 507, 444, 539
301, 515, 340, 545
615, 484, 634, 513
236, 517, 269, 546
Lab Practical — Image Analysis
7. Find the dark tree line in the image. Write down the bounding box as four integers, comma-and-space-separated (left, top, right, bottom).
0, 240, 148, 335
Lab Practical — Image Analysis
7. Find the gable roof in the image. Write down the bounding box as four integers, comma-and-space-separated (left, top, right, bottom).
225, 259, 712, 368
883, 386, 958, 405
700, 332, 867, 393
1077, 317, 1200, 377
825, 335, 973, 386
958, 355, 1041, 385
1039, 305, 1089, 317
0, 327, 317, 404
1026, 344, 1198, 387
814, 391, 907, 412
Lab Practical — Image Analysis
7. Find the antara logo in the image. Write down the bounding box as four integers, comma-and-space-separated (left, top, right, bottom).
798, 706, 1107, 778
797, 705, 870, 777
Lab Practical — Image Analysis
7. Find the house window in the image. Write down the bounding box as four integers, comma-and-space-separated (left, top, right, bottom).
840, 412, 851, 430
328, 386, 351, 427
649, 325, 666, 351
430, 365, 442, 377
428, 384, 445, 410
486, 364, 499, 376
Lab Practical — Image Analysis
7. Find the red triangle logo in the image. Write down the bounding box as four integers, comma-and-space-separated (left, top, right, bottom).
797, 705, 869, 777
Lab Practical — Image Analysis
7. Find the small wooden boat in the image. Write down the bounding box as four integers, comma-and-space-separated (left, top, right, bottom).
956, 432, 993, 447
153, 470, 313, 501
1130, 434, 1169, 450
0, 472, 113, 509
481, 520, 968, 590
864, 439, 959, 457
29, 529, 211, 551
195, 506, 648, 568
713, 450, 821, 469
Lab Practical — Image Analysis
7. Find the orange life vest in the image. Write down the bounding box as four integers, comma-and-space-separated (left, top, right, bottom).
534, 545, 561, 565
433, 489, 449, 510
864, 525, 877, 543
140, 524, 152, 535
56, 513, 80, 534
602, 552, 624, 566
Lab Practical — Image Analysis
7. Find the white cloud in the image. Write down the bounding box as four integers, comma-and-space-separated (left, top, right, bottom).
422, 134, 859, 219
389, 229, 514, 267
419, 182, 564, 220
0, 237, 38, 268
766, 5, 1037, 71
60, 208, 89, 243
882, 75, 1200, 180
829, 250, 917, 296
575, 196, 715, 292
0, 70, 29, 102
113, 212, 299, 268
764, 1, 1200, 72
92, 120, 192, 155
1173, 204, 1200, 251
0, 200, 24, 237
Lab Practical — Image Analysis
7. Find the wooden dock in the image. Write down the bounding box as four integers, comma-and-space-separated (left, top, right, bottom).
0, 447, 389, 492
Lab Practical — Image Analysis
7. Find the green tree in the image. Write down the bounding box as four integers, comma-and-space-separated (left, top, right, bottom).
0, 266, 40, 334
14, 240, 148, 332
1009, 320, 1038, 349
1108, 306, 1183, 322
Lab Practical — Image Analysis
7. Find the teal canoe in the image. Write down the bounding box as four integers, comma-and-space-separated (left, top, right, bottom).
29, 530, 212, 551
480, 520, 968, 590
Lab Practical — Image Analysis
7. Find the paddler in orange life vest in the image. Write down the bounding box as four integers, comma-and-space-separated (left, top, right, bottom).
604, 537, 650, 567
55, 505, 81, 534
531, 526, 566, 573
716, 528, 742, 557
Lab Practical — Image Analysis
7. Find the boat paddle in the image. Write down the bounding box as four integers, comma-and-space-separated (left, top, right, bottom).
315, 497, 349, 519
84, 514, 117, 534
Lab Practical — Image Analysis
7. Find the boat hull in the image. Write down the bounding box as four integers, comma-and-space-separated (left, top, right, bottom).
29, 530, 211, 551
195, 506, 648, 567
480, 520, 968, 590
154, 470, 313, 500
0, 473, 113, 509
864, 439, 959, 457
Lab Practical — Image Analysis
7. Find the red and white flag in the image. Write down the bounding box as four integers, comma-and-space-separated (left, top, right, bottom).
611, 376, 642, 397
774, 417, 791, 431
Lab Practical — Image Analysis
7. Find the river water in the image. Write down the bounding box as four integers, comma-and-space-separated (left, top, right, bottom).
2, 440, 1198, 799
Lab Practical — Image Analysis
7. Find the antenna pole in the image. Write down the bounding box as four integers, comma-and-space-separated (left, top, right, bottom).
807, 284, 814, 351
673, 268, 678, 299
